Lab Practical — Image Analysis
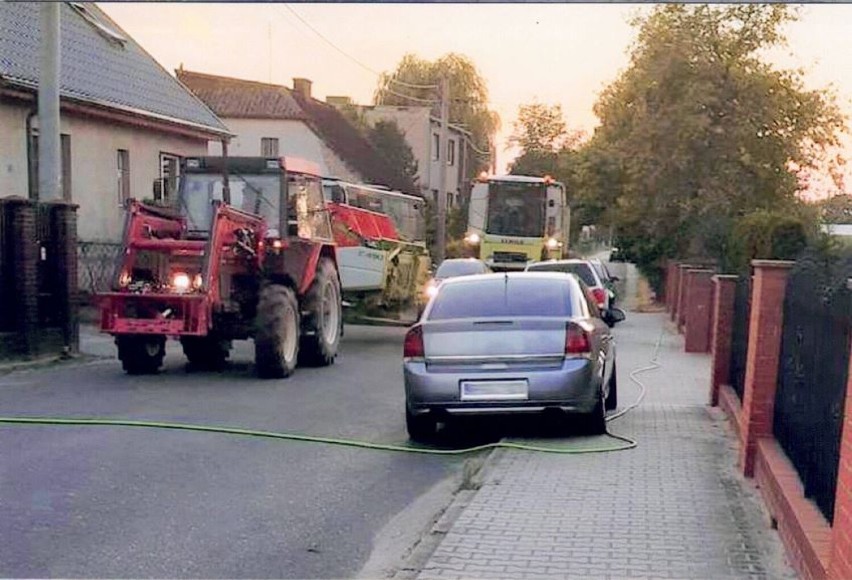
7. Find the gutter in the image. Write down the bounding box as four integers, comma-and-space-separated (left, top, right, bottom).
4, 76, 233, 139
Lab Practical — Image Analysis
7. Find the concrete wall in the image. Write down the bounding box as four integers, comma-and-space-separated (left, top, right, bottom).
208, 118, 361, 182
1, 101, 209, 242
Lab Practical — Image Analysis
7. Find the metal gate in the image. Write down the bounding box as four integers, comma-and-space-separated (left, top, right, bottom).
729, 275, 752, 401
774, 250, 852, 523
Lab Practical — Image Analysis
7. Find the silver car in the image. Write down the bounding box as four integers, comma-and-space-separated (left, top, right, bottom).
403, 272, 620, 442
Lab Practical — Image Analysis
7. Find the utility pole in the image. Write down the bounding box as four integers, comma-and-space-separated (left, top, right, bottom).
38, 3, 62, 202
436, 76, 450, 263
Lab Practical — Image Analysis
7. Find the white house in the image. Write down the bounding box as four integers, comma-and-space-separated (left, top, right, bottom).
0, 2, 231, 243
176, 70, 416, 194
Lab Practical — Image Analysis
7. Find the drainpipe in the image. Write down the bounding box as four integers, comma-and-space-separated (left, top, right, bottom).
221, 137, 230, 205
26, 108, 37, 200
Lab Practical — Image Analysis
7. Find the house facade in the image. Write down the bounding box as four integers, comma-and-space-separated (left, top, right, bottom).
0, 2, 230, 243
177, 71, 415, 194
358, 105, 472, 208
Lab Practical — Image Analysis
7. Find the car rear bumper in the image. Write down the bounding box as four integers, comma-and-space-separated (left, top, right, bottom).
404, 358, 600, 416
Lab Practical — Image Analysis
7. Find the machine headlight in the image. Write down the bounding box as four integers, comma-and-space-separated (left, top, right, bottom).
546, 237, 559, 250
172, 272, 191, 292
192, 273, 203, 290
426, 282, 440, 297
464, 232, 481, 245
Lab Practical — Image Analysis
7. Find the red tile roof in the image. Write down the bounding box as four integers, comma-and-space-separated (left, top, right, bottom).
177, 69, 417, 194
176, 69, 305, 120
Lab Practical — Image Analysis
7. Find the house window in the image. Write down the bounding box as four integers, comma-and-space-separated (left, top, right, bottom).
261, 137, 279, 157
27, 133, 72, 200
432, 134, 440, 161
117, 149, 130, 204
447, 192, 454, 208
448, 139, 456, 166
431, 189, 438, 202
159, 153, 180, 203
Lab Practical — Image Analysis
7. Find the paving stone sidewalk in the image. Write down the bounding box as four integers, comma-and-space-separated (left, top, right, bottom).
417, 313, 795, 580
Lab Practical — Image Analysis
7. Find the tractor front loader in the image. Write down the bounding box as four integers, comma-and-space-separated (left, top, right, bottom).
98, 156, 342, 378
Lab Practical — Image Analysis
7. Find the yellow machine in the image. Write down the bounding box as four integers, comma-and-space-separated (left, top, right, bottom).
464, 173, 570, 270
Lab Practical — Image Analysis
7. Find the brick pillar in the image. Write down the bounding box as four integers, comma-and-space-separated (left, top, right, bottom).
739, 260, 794, 477
830, 296, 852, 579
48, 201, 79, 354
685, 269, 714, 353
710, 275, 738, 406
673, 264, 688, 322
678, 265, 694, 332
9, 199, 39, 356
665, 261, 678, 310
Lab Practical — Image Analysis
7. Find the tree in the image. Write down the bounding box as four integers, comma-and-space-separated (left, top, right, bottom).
375, 53, 499, 176
367, 120, 419, 187
587, 4, 844, 278
508, 102, 586, 177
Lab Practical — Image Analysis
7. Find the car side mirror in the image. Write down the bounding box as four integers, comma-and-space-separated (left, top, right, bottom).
610, 276, 620, 282
603, 307, 626, 327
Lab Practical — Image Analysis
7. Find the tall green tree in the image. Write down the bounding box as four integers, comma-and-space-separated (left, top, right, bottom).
588, 4, 845, 270
375, 53, 499, 175
367, 120, 419, 187
508, 103, 574, 176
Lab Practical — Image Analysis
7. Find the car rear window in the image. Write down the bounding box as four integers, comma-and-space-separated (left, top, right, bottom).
526, 262, 598, 286
435, 260, 486, 278
428, 277, 574, 320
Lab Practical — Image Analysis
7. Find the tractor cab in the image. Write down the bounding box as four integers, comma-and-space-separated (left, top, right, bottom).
179, 156, 332, 242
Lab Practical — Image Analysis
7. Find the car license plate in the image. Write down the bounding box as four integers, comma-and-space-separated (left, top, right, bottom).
460, 380, 529, 401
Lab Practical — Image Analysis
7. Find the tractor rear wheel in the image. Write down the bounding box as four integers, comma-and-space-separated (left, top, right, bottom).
116, 335, 166, 375
255, 284, 300, 379
299, 258, 343, 367
181, 335, 230, 370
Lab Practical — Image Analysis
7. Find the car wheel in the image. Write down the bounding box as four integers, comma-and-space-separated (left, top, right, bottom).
587, 389, 607, 435
605, 362, 618, 411
406, 407, 436, 442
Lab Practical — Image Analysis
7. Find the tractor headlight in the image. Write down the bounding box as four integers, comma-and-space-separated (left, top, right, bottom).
171, 272, 191, 293
192, 273, 203, 290
426, 281, 440, 297
546, 237, 559, 250
464, 232, 481, 245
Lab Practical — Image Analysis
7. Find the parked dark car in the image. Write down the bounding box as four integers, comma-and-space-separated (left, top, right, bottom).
404, 272, 623, 442
424, 258, 491, 300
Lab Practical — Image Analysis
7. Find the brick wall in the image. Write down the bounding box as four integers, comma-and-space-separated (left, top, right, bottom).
829, 333, 852, 579
0, 198, 78, 359
706, 260, 852, 580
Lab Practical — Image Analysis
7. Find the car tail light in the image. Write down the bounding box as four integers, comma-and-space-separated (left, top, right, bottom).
404, 325, 425, 359
591, 288, 607, 308
565, 322, 591, 355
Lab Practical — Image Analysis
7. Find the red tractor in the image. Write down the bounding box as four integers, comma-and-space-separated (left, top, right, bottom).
98, 156, 343, 378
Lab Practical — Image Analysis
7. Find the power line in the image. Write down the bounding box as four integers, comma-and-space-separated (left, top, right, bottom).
277, 5, 438, 92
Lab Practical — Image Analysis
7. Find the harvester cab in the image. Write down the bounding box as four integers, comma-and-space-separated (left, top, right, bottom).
99, 156, 342, 378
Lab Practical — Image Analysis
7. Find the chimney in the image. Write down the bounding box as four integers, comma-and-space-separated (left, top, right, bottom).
293, 78, 312, 100
326, 96, 352, 108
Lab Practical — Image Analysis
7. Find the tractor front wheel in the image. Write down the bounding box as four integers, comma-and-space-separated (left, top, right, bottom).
181, 335, 230, 370
116, 335, 166, 375
255, 284, 300, 379
299, 258, 343, 367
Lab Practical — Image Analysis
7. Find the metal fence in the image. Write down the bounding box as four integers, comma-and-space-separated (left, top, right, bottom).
774, 250, 852, 523
77, 241, 122, 296
728, 275, 752, 401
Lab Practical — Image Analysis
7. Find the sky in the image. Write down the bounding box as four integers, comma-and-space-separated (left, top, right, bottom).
100, 3, 852, 192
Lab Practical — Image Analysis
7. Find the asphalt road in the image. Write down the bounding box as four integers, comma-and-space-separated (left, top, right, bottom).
0, 326, 472, 578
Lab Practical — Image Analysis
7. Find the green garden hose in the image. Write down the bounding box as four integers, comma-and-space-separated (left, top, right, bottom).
0, 415, 636, 454
0, 321, 664, 455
